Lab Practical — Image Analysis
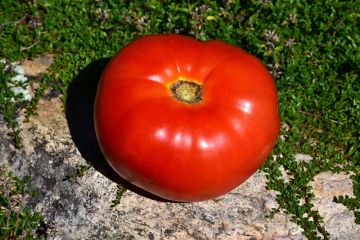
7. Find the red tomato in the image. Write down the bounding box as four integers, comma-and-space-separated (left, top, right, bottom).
94, 34, 280, 202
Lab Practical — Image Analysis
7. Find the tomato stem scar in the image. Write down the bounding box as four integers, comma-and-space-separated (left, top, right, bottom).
169, 80, 203, 104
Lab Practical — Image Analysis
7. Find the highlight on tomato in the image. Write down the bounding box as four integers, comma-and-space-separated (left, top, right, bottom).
94, 34, 280, 202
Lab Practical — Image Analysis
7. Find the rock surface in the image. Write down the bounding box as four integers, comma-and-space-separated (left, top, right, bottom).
310, 172, 359, 240
22, 54, 55, 77
0, 98, 305, 239
0, 58, 359, 239
1, 96, 359, 240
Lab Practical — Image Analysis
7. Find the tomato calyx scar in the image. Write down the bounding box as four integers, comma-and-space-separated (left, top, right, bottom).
169, 80, 203, 104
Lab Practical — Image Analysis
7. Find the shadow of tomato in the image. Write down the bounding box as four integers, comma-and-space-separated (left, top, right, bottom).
65, 58, 171, 202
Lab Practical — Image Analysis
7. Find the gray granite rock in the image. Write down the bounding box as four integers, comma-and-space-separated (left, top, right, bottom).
310, 172, 360, 240
0, 58, 358, 239
0, 97, 307, 239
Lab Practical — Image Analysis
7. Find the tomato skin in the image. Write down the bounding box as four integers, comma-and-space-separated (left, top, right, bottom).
94, 34, 280, 202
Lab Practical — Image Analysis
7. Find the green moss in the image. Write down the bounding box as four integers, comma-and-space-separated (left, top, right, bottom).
0, 168, 45, 239
111, 184, 128, 208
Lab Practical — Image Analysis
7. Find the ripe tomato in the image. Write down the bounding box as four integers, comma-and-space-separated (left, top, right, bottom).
94, 34, 280, 202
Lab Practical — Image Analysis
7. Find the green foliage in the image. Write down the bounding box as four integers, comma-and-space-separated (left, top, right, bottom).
0, 168, 45, 239
111, 184, 127, 208
334, 173, 360, 224
0, 63, 24, 148
63, 164, 92, 182
0, 0, 359, 239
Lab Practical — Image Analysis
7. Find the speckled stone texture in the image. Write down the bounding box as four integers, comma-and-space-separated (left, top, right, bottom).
0, 57, 359, 240
0, 98, 304, 239
1, 96, 359, 239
